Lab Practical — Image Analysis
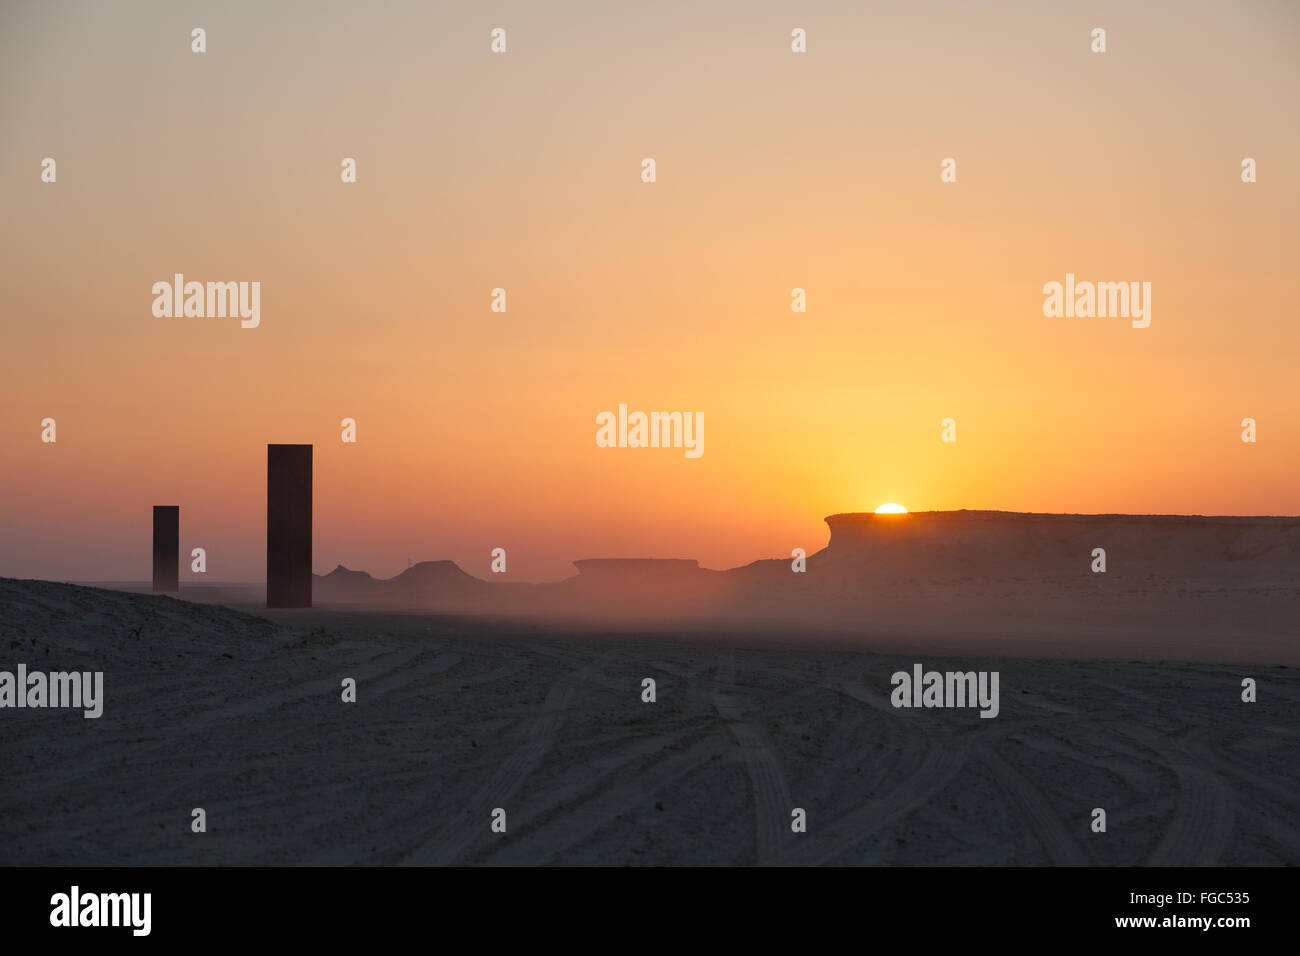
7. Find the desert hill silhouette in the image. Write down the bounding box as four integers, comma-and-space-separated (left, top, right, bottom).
308, 510, 1299, 659
318, 560, 508, 605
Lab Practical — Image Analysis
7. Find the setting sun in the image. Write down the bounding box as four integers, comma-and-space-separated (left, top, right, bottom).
875, 503, 908, 514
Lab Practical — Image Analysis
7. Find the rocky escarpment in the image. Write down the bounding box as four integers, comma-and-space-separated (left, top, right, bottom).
820, 510, 1300, 586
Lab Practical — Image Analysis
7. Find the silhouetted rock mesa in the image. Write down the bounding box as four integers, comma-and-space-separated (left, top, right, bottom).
307, 511, 1300, 644
572, 558, 701, 577
821, 510, 1300, 586
316, 565, 376, 600
314, 560, 496, 608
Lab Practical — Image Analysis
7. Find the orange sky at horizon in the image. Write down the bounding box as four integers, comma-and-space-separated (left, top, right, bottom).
2, 1, 1297, 582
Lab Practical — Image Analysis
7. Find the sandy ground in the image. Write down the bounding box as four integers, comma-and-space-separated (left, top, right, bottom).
1, 578, 1296, 866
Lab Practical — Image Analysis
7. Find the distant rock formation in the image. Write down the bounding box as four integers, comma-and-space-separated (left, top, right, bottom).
308, 511, 1300, 650
314, 560, 498, 608
821, 510, 1300, 586
572, 558, 701, 577
317, 565, 376, 600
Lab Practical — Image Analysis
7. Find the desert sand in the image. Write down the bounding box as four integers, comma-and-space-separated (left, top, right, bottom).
1, 576, 1296, 866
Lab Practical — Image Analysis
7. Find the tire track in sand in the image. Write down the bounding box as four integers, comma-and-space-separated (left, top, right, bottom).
1128, 727, 1234, 866
398, 649, 618, 865
767, 678, 969, 866
973, 743, 1087, 864
476, 727, 722, 865
1089, 721, 1235, 867
713, 651, 794, 865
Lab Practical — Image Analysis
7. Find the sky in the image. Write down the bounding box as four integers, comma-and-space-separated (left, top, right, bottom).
1, 0, 1298, 582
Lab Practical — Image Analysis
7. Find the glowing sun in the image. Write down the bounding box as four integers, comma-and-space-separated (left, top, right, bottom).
874, 503, 908, 514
